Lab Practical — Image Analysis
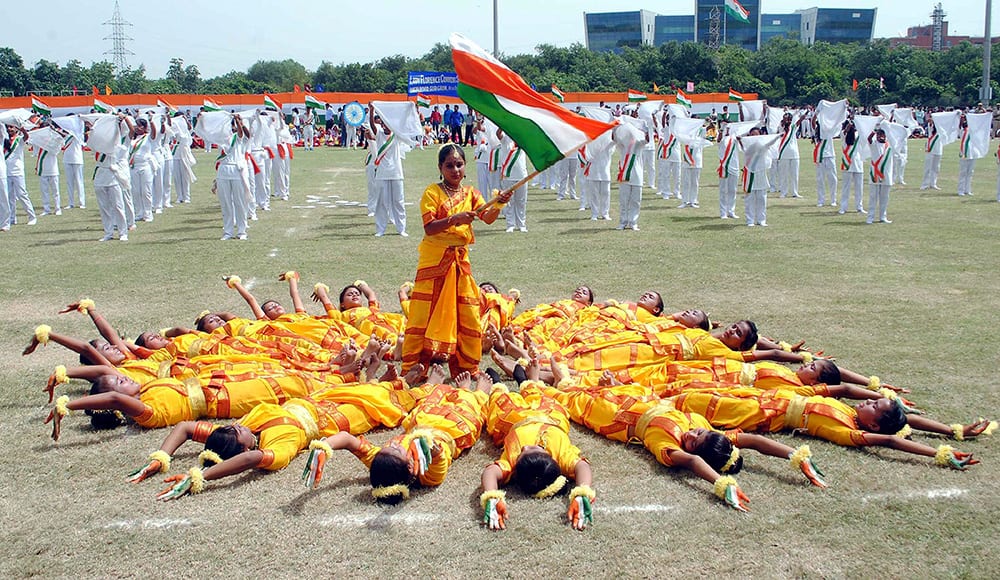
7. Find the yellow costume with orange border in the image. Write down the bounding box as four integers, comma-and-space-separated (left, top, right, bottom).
351, 384, 488, 486
485, 382, 584, 485
402, 183, 485, 375
667, 387, 874, 446
190, 380, 419, 471
543, 383, 735, 468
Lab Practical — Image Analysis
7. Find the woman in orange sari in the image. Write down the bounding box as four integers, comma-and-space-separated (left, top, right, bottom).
401, 144, 509, 377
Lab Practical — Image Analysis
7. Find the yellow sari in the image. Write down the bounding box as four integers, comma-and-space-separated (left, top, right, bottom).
402, 183, 485, 375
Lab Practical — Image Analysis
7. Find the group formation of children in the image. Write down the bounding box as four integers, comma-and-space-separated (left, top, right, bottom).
27, 272, 994, 529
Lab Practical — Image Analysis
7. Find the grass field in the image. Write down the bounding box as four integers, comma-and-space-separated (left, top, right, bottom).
2, 141, 999, 578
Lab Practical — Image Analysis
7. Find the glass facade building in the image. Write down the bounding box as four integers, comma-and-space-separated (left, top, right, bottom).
799, 8, 876, 45
654, 15, 695, 45
584, 5, 875, 53
584, 10, 656, 53
760, 13, 801, 44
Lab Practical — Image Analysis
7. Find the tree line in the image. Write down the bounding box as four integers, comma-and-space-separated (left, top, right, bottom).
1, 38, 997, 107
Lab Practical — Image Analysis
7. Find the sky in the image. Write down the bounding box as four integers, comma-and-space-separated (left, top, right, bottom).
1, 0, 996, 79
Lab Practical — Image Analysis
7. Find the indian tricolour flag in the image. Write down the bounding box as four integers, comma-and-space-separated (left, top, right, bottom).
31, 97, 52, 116
157, 98, 178, 114
450, 33, 617, 174
676, 89, 693, 109
728, 88, 746, 102
203, 99, 223, 112
725, 0, 751, 24
415, 93, 431, 108
627, 89, 647, 102
263, 93, 283, 111
551, 85, 565, 103
93, 98, 116, 114
305, 94, 325, 110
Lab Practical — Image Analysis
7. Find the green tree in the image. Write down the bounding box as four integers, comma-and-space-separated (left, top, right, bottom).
247, 59, 308, 91
0, 47, 30, 94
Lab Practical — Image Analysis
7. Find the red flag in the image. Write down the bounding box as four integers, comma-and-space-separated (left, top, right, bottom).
852, 79, 858, 91
293, 84, 301, 93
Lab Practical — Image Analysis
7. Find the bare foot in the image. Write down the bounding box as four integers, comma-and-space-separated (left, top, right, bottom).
490, 350, 517, 377
403, 363, 426, 387
501, 328, 527, 358
455, 371, 471, 390
427, 363, 448, 385
332, 340, 358, 366
364, 350, 382, 381
551, 359, 568, 385
597, 370, 614, 387
476, 372, 493, 393
359, 336, 381, 363
526, 357, 540, 381
378, 362, 398, 383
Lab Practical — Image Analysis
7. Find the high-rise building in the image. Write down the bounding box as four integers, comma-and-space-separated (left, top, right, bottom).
654, 14, 696, 45
760, 13, 802, 45
798, 8, 876, 45
695, 0, 761, 52
583, 10, 657, 53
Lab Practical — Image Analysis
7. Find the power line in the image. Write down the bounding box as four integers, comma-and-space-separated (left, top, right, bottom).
103, 1, 135, 72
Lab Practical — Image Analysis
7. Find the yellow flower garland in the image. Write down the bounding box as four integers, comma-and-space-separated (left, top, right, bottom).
951, 424, 965, 441
199, 450, 223, 466
788, 445, 812, 470
283, 271, 299, 281
77, 299, 95, 314
867, 376, 881, 391
515, 357, 530, 369
568, 485, 596, 502
896, 425, 912, 438
713, 475, 738, 500
194, 310, 211, 323
934, 444, 954, 466
721, 448, 741, 473
799, 352, 813, 364
225, 275, 242, 289
399, 281, 413, 292
313, 282, 330, 295
55, 395, 70, 417
53, 365, 69, 385
533, 475, 567, 499
778, 341, 792, 352
878, 388, 897, 400
480, 489, 506, 510
983, 419, 998, 436
188, 467, 205, 494
353, 280, 366, 288
35, 324, 52, 345
508, 288, 521, 301
309, 439, 334, 458
372, 483, 410, 500
149, 450, 171, 473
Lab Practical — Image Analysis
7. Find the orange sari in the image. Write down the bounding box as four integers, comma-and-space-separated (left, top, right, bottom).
402, 183, 486, 376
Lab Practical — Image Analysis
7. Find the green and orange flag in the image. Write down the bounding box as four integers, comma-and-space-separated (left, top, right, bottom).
450, 33, 616, 173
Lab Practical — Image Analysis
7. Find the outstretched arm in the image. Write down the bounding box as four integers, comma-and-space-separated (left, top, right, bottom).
311, 282, 338, 317
24, 327, 116, 368
60, 300, 133, 357
906, 416, 993, 440
666, 449, 750, 512
280, 271, 306, 313
356, 281, 378, 306
735, 432, 826, 488
224, 276, 265, 320
479, 463, 509, 530
864, 433, 979, 469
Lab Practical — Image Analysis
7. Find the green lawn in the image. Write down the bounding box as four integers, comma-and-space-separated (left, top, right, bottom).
2, 141, 999, 577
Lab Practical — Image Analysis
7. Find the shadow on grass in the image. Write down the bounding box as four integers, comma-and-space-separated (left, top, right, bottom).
282, 474, 369, 517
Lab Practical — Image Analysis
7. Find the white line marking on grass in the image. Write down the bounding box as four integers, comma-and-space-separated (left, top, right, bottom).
861, 488, 968, 504
596, 504, 677, 514
243, 277, 258, 290
291, 205, 316, 209
268, 248, 280, 257
103, 518, 199, 530
314, 513, 440, 527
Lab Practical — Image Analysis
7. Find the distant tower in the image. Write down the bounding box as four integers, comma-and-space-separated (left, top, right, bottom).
931, 3, 946, 52
103, 1, 134, 72
707, 6, 721, 49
